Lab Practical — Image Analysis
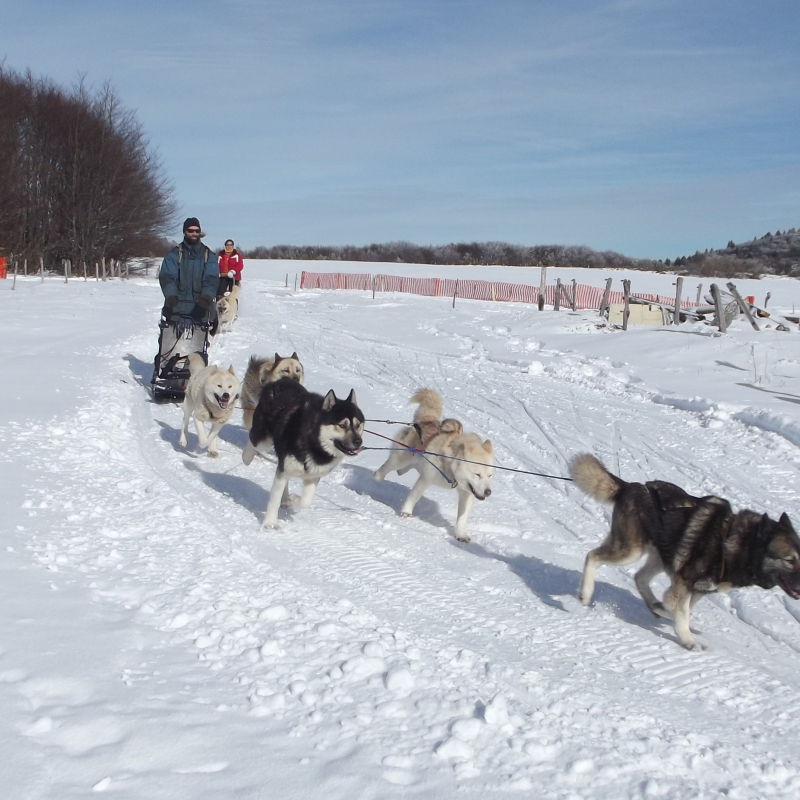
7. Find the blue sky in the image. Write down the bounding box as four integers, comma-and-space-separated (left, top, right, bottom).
2, 0, 799, 258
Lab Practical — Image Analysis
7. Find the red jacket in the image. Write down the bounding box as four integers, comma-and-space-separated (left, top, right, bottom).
217, 250, 244, 281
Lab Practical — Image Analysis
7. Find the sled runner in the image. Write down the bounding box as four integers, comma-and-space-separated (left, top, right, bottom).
150, 313, 210, 401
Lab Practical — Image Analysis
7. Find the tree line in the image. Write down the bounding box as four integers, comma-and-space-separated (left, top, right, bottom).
242, 241, 661, 270
0, 66, 174, 270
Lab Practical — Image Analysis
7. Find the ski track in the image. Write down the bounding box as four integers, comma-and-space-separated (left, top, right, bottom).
7, 284, 800, 797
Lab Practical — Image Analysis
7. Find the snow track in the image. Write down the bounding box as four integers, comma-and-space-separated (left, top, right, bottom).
6, 274, 800, 798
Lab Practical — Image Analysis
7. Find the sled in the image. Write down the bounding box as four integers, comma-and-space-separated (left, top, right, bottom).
150, 313, 210, 402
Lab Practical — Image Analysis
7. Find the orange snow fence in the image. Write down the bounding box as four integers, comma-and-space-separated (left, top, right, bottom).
0, 257, 6, 279
299, 271, 698, 311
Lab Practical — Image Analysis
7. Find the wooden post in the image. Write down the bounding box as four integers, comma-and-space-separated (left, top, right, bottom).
554, 278, 562, 311
285, 272, 288, 288
125, 261, 129, 279
599, 277, 612, 316
673, 276, 683, 324
95, 262, 99, 281
12, 260, 17, 290
23, 258, 27, 277
571, 279, 577, 311
294, 273, 297, 291
453, 280, 459, 308
622, 279, 631, 331
764, 292, 771, 308
710, 284, 727, 334
726, 282, 760, 331
372, 275, 376, 300
102, 257, 106, 281
40, 256, 44, 282
538, 264, 547, 310
696, 283, 703, 305
83, 261, 87, 281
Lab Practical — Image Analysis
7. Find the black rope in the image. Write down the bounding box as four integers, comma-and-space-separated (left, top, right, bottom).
363, 429, 573, 482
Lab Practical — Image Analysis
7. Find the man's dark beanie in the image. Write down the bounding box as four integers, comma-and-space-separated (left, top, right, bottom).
183, 217, 201, 232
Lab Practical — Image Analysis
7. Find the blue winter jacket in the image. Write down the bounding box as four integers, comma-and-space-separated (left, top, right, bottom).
159, 241, 219, 317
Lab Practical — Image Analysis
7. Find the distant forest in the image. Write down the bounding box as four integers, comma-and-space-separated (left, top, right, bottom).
242, 228, 800, 278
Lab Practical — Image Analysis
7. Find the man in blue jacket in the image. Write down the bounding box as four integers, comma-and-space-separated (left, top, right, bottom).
152, 217, 219, 391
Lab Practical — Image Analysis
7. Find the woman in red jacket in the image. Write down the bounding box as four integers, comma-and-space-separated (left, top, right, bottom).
217, 238, 243, 296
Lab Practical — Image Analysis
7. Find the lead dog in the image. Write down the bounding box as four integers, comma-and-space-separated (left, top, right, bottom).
216, 284, 240, 334
373, 388, 493, 542
570, 453, 800, 649
242, 377, 364, 527
241, 352, 304, 429
179, 354, 240, 457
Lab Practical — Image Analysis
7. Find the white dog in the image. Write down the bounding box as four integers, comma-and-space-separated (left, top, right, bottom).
179, 354, 240, 457
373, 388, 494, 542
216, 284, 240, 334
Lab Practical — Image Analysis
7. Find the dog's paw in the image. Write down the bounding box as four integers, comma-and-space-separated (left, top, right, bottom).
399, 511, 413, 518
372, 470, 383, 481
454, 534, 471, 543
207, 450, 218, 458
649, 602, 673, 620
261, 520, 280, 530
178, 434, 187, 447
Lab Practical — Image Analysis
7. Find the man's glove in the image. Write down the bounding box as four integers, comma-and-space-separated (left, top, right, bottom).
176, 316, 192, 335
227, 271, 235, 278
190, 303, 207, 324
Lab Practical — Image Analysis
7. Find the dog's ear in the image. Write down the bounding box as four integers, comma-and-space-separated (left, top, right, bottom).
291, 351, 299, 360
274, 352, 281, 365
346, 389, 357, 406
779, 512, 796, 531
322, 390, 337, 411
228, 365, 236, 375
483, 439, 493, 454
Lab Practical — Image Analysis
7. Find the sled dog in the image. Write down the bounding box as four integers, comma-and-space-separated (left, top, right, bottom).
241, 352, 305, 430
241, 377, 364, 527
179, 354, 240, 457
373, 388, 493, 543
570, 453, 800, 650
216, 284, 240, 334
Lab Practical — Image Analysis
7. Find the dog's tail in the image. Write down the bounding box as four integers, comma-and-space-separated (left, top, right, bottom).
186, 352, 207, 377
409, 388, 443, 422
569, 453, 624, 503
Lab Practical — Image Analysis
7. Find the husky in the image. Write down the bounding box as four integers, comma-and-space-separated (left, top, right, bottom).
241, 377, 364, 527
179, 354, 240, 457
570, 453, 800, 650
241, 352, 304, 430
373, 388, 493, 543
216, 285, 240, 334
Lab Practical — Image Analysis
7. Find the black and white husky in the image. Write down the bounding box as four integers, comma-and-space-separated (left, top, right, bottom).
242, 377, 364, 527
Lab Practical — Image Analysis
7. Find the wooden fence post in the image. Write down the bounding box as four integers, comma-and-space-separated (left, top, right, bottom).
40, 256, 44, 282
102, 257, 106, 281
554, 278, 561, 311
538, 264, 547, 310
622, 279, 631, 331
571, 279, 577, 311
294, 273, 297, 291
453, 280, 459, 308
764, 292, 771, 308
95, 262, 99, 281
696, 283, 703, 305
23, 258, 27, 277
710, 284, 727, 334
726, 282, 760, 331
599, 277, 612, 316
83, 261, 87, 281
285, 272, 288, 288
12, 260, 17, 290
372, 275, 376, 300
673, 276, 683, 324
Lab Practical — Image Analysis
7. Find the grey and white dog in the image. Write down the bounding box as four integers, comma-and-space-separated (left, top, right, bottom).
570, 453, 800, 649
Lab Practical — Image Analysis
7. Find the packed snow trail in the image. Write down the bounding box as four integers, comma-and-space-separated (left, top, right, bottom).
4, 272, 800, 798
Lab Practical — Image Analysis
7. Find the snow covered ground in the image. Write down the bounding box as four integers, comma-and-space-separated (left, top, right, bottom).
3, 262, 800, 799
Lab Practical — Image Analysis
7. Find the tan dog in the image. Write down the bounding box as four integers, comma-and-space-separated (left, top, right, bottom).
373, 389, 493, 542
179, 354, 240, 457
241, 352, 304, 429
216, 285, 240, 334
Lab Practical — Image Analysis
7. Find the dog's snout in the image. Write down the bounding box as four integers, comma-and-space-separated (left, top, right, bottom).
352, 436, 362, 449
221, 393, 230, 401
484, 488, 492, 498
